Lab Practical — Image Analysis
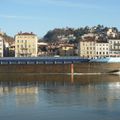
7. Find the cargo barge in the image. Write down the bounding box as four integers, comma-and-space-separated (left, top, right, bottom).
0, 57, 119, 74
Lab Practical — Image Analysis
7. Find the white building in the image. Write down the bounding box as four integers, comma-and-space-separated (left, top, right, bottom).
15, 32, 38, 57
0, 36, 4, 57
79, 38, 109, 58
96, 41, 109, 58
79, 38, 96, 58
107, 28, 118, 38
109, 39, 120, 57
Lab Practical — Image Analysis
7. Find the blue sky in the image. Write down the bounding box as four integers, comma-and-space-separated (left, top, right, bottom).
0, 0, 120, 37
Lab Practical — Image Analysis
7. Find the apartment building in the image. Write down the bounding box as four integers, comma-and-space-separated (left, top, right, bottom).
15, 32, 38, 57
79, 39, 96, 58
109, 39, 120, 57
96, 41, 109, 58
0, 36, 4, 57
79, 38, 109, 58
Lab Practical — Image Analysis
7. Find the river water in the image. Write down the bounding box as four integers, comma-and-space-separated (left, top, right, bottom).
0, 73, 120, 120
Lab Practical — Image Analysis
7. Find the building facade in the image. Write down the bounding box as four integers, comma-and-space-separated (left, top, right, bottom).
109, 39, 120, 57
15, 32, 38, 57
79, 39, 109, 58
95, 42, 109, 58
79, 40, 96, 58
0, 36, 4, 57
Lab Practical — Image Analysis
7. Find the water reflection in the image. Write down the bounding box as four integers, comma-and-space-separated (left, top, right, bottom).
15, 87, 39, 107
0, 74, 120, 120
0, 74, 120, 103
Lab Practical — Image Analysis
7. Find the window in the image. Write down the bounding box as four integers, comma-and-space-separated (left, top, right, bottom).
21, 45, 23, 48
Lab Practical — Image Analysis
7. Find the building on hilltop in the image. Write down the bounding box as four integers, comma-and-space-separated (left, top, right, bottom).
15, 32, 38, 57
107, 28, 118, 38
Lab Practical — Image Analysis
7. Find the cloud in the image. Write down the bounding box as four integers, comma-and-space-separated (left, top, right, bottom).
0, 15, 40, 20
1, 0, 99, 9
0, 14, 59, 22
41, 0, 99, 9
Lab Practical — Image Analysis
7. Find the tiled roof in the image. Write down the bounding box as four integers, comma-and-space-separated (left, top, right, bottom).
17, 32, 35, 35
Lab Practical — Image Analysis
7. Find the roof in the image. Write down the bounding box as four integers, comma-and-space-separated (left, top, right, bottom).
108, 38, 120, 41
17, 32, 36, 36
96, 41, 108, 43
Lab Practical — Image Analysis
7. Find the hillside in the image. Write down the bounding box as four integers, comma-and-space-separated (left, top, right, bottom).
1, 33, 14, 45
43, 25, 119, 43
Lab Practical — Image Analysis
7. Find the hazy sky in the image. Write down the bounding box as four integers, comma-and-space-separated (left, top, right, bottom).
0, 0, 120, 37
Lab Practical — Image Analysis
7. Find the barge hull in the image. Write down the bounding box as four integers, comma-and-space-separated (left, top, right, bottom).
0, 63, 119, 73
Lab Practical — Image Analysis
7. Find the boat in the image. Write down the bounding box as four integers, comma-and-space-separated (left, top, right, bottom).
90, 57, 120, 63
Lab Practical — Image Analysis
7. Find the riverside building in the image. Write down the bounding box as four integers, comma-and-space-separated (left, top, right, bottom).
15, 32, 38, 57
79, 37, 109, 58
79, 37, 96, 58
0, 36, 4, 57
95, 41, 109, 58
109, 39, 120, 57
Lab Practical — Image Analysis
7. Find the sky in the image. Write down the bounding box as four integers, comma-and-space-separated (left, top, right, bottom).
0, 0, 120, 37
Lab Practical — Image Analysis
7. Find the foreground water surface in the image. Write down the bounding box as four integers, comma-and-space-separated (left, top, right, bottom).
0, 73, 120, 120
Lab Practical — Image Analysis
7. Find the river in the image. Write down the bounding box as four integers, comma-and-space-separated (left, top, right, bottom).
0, 72, 120, 120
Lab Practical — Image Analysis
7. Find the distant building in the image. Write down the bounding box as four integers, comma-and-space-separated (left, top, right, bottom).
59, 44, 74, 56
37, 42, 48, 56
109, 39, 120, 57
107, 28, 118, 38
79, 37, 96, 58
15, 32, 38, 57
79, 37, 109, 58
0, 36, 4, 57
96, 41, 109, 58
0, 31, 5, 36
9, 43, 15, 57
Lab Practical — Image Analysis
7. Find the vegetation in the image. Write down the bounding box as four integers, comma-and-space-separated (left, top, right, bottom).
43, 25, 119, 43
